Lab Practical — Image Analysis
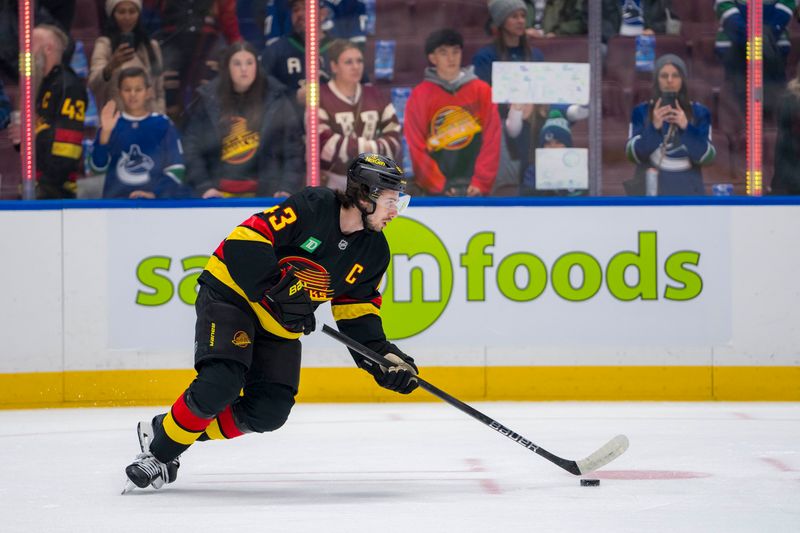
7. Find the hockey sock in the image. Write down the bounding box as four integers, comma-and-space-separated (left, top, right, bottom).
198, 404, 247, 441
150, 391, 214, 462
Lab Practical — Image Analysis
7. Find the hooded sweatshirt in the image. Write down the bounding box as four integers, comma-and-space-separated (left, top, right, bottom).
403, 66, 501, 194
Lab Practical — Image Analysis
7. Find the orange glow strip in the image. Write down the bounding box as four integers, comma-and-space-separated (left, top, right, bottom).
745, 1, 763, 196
19, 0, 35, 198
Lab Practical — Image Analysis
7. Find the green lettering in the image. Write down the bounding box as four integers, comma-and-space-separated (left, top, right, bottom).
606, 231, 658, 301
460, 232, 494, 301
136, 256, 174, 306
664, 251, 703, 301
497, 252, 548, 302
178, 255, 210, 305
551, 252, 603, 302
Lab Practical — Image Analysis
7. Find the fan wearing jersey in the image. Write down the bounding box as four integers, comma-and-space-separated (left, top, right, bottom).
319, 40, 401, 191
123, 153, 419, 492
90, 66, 187, 199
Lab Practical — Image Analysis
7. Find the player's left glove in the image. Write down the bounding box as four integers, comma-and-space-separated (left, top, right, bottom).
263, 265, 316, 335
362, 353, 418, 394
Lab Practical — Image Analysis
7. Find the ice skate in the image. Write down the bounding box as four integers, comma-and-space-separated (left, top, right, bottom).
121, 416, 180, 493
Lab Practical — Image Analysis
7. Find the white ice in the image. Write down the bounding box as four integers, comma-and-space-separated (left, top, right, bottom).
1, 402, 798, 532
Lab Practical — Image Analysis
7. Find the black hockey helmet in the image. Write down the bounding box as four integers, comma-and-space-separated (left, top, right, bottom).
346, 153, 407, 198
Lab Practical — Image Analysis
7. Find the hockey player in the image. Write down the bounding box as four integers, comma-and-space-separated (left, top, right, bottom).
123, 152, 418, 492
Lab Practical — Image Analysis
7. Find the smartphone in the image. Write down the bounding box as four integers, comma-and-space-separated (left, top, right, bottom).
660, 92, 677, 108
119, 32, 135, 49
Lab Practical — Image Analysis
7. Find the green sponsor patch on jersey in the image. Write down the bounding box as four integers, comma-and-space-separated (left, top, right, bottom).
301, 237, 322, 253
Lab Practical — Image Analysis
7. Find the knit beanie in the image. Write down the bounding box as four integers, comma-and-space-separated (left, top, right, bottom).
106, 0, 142, 17
654, 54, 687, 79
539, 110, 573, 147
488, 0, 527, 27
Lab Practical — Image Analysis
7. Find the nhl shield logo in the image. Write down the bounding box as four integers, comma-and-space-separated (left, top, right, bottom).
338, 239, 348, 250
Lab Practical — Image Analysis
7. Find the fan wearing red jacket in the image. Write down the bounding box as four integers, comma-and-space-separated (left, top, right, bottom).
403, 28, 501, 196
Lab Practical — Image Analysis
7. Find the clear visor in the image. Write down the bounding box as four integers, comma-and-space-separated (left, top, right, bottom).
374, 193, 411, 214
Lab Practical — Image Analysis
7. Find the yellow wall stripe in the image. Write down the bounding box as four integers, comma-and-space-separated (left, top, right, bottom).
0, 366, 797, 408
162, 411, 204, 445
331, 302, 379, 321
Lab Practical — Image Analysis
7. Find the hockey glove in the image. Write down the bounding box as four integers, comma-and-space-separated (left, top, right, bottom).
263, 265, 316, 335
367, 353, 419, 394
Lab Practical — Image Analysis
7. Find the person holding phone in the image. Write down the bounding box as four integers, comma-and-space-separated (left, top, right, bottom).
625, 54, 716, 196
89, 0, 165, 114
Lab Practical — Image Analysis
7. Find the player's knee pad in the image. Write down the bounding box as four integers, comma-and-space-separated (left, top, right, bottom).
185, 359, 247, 418
236, 383, 295, 433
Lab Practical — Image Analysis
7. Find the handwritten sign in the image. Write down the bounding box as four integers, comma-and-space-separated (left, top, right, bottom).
534, 148, 588, 190
491, 62, 590, 105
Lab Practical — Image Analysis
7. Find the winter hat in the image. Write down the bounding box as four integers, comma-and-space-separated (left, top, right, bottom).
425, 28, 464, 55
488, 0, 527, 27
539, 110, 572, 147
654, 54, 687, 79
106, 0, 142, 17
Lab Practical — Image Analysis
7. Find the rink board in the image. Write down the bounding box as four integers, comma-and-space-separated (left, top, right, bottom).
0, 199, 798, 405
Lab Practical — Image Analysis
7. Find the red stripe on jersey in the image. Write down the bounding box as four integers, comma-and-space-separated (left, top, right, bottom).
332, 295, 382, 308
213, 240, 225, 260
217, 405, 244, 439
240, 215, 275, 242
54, 128, 83, 145
171, 393, 213, 432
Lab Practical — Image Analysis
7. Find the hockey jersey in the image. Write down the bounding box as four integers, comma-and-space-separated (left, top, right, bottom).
319, 81, 401, 178
199, 187, 401, 357
90, 112, 187, 198
715, 0, 796, 53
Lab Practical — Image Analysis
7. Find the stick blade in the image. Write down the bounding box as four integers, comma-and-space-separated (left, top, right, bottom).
575, 434, 629, 475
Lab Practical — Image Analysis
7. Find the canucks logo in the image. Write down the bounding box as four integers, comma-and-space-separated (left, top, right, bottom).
427, 105, 482, 152
117, 144, 154, 185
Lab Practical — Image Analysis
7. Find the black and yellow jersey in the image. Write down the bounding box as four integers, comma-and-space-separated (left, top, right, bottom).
198, 186, 401, 357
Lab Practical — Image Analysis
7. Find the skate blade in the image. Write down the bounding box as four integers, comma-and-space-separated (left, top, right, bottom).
121, 479, 137, 495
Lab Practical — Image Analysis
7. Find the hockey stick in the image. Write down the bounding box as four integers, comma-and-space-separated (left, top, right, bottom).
322, 324, 629, 475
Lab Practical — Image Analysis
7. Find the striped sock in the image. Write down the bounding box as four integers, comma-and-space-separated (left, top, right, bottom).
201, 405, 247, 440
151, 392, 213, 462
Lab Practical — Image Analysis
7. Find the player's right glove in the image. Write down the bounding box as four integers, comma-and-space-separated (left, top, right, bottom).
263, 265, 316, 335
361, 353, 419, 394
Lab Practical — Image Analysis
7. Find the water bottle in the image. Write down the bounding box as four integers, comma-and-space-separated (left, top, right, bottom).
70, 40, 89, 79
84, 91, 99, 128
645, 167, 658, 196
374, 40, 396, 81
390, 87, 411, 125
635, 35, 655, 73
364, 0, 376, 35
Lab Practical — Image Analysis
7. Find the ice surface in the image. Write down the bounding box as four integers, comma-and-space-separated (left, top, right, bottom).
1, 402, 798, 532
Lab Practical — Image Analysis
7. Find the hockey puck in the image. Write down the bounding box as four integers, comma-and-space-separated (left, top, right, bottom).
580, 479, 600, 487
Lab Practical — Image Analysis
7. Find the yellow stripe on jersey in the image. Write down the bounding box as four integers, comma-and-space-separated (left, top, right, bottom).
226, 226, 273, 245
162, 411, 204, 445
331, 302, 380, 321
52, 141, 82, 159
204, 255, 302, 340
204, 419, 226, 440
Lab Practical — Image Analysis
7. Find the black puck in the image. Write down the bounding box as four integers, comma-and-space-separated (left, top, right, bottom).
580, 479, 600, 486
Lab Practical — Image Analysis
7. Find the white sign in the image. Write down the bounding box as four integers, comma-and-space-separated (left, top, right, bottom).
535, 148, 588, 190
491, 62, 590, 105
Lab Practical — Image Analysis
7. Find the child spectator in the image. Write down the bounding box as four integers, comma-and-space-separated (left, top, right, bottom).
625, 54, 716, 195
771, 64, 800, 194
90, 67, 187, 199
319, 40, 401, 191
521, 109, 585, 195
404, 29, 500, 196
524, 0, 587, 39
182, 41, 304, 198
89, 0, 165, 113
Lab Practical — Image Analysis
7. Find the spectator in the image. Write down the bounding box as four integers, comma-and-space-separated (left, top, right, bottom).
90, 67, 187, 199
319, 40, 401, 191
715, 0, 796, 116
602, 0, 673, 42
524, 0, 587, 39
183, 41, 304, 198
521, 109, 586, 196
0, 77, 10, 130
262, 0, 337, 115
473, 0, 545, 195
771, 64, 800, 194
152, 0, 242, 122
89, 0, 165, 114
264, 0, 364, 45
625, 54, 716, 196
8, 24, 87, 199
404, 29, 500, 197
